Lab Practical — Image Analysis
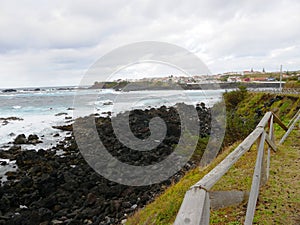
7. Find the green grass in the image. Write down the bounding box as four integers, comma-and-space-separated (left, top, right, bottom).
253, 127, 300, 224
284, 80, 300, 89
127, 124, 300, 225
209, 124, 300, 224
126, 144, 239, 225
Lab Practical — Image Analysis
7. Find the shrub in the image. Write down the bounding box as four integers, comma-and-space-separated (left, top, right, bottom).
223, 86, 248, 110
222, 86, 257, 146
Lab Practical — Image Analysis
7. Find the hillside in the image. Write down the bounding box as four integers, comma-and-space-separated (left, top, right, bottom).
126, 91, 300, 225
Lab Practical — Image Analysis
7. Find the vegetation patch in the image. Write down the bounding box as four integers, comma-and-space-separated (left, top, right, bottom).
126, 91, 300, 225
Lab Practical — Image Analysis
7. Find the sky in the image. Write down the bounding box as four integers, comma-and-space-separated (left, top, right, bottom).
0, 0, 300, 88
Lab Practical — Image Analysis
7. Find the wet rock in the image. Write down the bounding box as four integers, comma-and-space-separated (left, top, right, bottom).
103, 101, 113, 106
51, 219, 64, 224
19, 176, 33, 188
1, 121, 8, 126
28, 134, 39, 141
0, 151, 14, 160
0, 161, 7, 166
27, 134, 42, 144
0, 103, 211, 224
14, 134, 27, 144
5, 171, 17, 180
0, 196, 10, 210
55, 112, 68, 116
0, 117, 23, 121
9, 145, 21, 152
52, 125, 73, 132
38, 207, 53, 221
2, 89, 17, 93
85, 193, 97, 206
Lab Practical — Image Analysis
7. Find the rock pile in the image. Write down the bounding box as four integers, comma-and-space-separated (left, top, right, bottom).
0, 103, 212, 225
13, 134, 42, 145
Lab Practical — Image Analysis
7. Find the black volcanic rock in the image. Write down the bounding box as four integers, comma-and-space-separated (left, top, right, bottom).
0, 103, 212, 225
52, 124, 73, 131
2, 89, 17, 93
14, 134, 27, 144
27, 134, 42, 144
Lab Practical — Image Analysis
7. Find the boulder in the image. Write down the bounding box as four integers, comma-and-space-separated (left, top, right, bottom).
28, 134, 39, 141
52, 125, 73, 131
14, 134, 27, 144
55, 112, 68, 116
2, 89, 17, 93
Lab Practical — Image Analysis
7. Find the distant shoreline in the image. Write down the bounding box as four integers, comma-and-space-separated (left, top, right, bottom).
89, 81, 284, 91
0, 81, 284, 93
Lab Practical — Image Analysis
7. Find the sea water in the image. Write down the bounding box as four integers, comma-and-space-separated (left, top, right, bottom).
0, 87, 225, 149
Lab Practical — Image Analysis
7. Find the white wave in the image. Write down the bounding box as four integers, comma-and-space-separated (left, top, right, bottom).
0, 114, 68, 150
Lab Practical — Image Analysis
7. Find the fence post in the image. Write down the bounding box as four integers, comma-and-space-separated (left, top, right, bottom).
174, 188, 208, 225
200, 192, 210, 225
279, 112, 300, 144
261, 149, 267, 186
266, 115, 274, 180
287, 110, 300, 127
245, 132, 266, 225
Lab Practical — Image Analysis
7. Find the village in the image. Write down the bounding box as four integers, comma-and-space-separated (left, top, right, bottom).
113, 68, 300, 85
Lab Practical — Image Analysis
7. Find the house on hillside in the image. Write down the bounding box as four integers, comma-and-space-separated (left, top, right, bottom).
243, 77, 251, 82
227, 76, 242, 82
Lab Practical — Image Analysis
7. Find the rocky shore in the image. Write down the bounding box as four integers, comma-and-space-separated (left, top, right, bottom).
0, 103, 211, 225
0, 117, 23, 127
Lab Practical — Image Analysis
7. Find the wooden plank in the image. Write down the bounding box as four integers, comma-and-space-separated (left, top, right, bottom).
200, 192, 210, 225
209, 191, 249, 210
174, 188, 207, 225
287, 110, 300, 128
273, 113, 288, 131
264, 131, 277, 152
245, 132, 266, 225
266, 146, 271, 181
256, 112, 272, 128
266, 115, 274, 180
261, 145, 267, 186
192, 127, 264, 190
279, 112, 300, 144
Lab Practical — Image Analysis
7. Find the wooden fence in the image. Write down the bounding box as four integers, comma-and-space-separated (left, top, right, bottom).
174, 109, 300, 225
249, 88, 300, 95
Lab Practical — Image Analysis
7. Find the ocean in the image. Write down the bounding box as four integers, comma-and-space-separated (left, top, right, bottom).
0, 87, 225, 149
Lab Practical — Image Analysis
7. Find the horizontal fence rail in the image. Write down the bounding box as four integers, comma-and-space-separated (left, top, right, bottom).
249, 88, 300, 95
174, 109, 300, 225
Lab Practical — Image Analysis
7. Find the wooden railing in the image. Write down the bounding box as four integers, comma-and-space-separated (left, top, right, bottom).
174, 109, 300, 225
249, 88, 300, 94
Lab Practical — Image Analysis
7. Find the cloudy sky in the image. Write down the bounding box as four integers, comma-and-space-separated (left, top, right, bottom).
0, 0, 300, 88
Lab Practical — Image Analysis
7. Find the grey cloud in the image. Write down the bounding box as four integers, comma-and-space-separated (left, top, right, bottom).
0, 0, 299, 87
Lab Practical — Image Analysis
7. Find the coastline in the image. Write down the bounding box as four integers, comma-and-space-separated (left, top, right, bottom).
89, 81, 284, 92
0, 103, 212, 224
